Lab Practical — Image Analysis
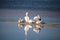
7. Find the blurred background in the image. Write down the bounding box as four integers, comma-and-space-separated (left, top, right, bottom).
0, 0, 60, 40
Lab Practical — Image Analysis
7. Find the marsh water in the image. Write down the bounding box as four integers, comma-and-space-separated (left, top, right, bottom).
0, 9, 60, 40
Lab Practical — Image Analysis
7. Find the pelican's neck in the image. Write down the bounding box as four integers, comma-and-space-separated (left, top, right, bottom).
25, 12, 29, 16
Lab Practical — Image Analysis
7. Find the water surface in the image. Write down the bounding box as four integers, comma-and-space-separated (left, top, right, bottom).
0, 9, 60, 40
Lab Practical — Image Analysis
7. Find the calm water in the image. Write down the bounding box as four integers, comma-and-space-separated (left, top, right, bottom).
0, 9, 60, 40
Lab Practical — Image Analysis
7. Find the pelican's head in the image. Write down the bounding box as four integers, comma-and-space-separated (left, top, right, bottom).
34, 15, 41, 21
25, 12, 29, 16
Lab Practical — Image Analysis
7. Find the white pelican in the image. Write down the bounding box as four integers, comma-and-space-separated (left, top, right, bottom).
18, 18, 24, 27
24, 12, 33, 23
34, 15, 42, 24
34, 15, 40, 21
24, 12, 30, 22
18, 18, 24, 23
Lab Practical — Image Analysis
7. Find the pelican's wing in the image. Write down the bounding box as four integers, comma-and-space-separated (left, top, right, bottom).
43, 23, 60, 28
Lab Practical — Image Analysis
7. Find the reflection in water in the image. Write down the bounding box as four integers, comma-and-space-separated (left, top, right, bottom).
25, 34, 28, 40
18, 24, 42, 40
33, 25, 41, 34
24, 25, 32, 36
18, 24, 43, 35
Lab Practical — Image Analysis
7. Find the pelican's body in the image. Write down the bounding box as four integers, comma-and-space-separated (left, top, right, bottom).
24, 12, 33, 23
24, 16, 29, 22
24, 12, 30, 22
34, 15, 42, 24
